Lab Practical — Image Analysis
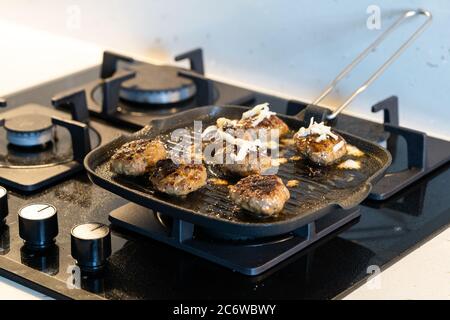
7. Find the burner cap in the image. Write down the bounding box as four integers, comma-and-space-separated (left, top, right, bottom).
4, 114, 54, 147
119, 64, 196, 104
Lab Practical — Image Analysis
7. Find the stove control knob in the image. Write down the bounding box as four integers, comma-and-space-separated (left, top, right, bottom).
18, 203, 58, 249
71, 223, 111, 272
0, 187, 8, 225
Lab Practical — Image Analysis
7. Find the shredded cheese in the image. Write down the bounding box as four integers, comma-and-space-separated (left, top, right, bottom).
201, 103, 277, 161
216, 117, 238, 129
202, 125, 263, 162
333, 140, 346, 152
241, 103, 276, 127
296, 118, 338, 142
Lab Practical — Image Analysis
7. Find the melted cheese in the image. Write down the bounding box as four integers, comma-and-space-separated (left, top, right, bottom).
346, 145, 364, 157
208, 178, 229, 186
280, 138, 295, 146
274, 158, 288, 165
338, 160, 361, 170
286, 180, 300, 188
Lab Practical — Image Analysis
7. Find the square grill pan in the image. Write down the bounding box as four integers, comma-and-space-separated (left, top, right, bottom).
85, 105, 391, 238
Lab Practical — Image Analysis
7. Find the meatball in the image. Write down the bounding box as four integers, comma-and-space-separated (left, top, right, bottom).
295, 133, 347, 166
238, 114, 289, 138
150, 159, 207, 196
110, 139, 167, 176
229, 175, 290, 216
217, 145, 278, 177
294, 120, 347, 166
215, 103, 290, 138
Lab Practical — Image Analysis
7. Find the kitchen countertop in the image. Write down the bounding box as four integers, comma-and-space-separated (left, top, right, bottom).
343, 227, 450, 300
0, 19, 449, 300
0, 277, 52, 300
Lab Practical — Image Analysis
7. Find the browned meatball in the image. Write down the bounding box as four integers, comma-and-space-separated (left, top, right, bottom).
217, 145, 278, 177
215, 103, 290, 138
229, 175, 290, 216
295, 133, 347, 166
110, 139, 167, 176
238, 115, 290, 138
150, 159, 207, 196
221, 153, 276, 177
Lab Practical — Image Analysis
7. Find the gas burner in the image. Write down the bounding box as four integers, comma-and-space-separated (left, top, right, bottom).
4, 114, 54, 147
120, 64, 196, 104
0, 103, 99, 192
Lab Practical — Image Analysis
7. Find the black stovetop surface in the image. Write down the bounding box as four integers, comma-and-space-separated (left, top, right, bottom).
0, 66, 450, 300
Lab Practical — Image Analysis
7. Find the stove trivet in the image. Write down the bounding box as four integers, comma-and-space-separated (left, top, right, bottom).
0, 103, 98, 192
109, 203, 360, 276
287, 95, 450, 200
59, 49, 255, 129
368, 96, 450, 200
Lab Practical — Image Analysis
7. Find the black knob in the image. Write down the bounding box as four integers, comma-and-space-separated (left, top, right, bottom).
71, 222, 111, 272
0, 186, 8, 225
18, 203, 58, 249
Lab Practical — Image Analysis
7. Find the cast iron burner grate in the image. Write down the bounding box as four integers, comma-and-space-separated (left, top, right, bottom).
109, 203, 360, 276
0, 102, 97, 192
287, 96, 450, 200
63, 49, 255, 129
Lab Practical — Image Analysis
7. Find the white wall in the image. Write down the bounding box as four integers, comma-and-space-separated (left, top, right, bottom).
0, 0, 449, 138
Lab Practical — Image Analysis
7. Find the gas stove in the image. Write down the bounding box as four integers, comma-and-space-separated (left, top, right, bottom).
0, 53, 450, 300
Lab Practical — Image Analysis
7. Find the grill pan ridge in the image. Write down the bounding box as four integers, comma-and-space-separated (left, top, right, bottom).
85, 105, 391, 238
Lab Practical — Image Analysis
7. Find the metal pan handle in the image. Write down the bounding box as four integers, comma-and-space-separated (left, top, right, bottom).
311, 9, 432, 120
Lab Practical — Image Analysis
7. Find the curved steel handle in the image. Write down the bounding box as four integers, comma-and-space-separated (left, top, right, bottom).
310, 9, 432, 120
